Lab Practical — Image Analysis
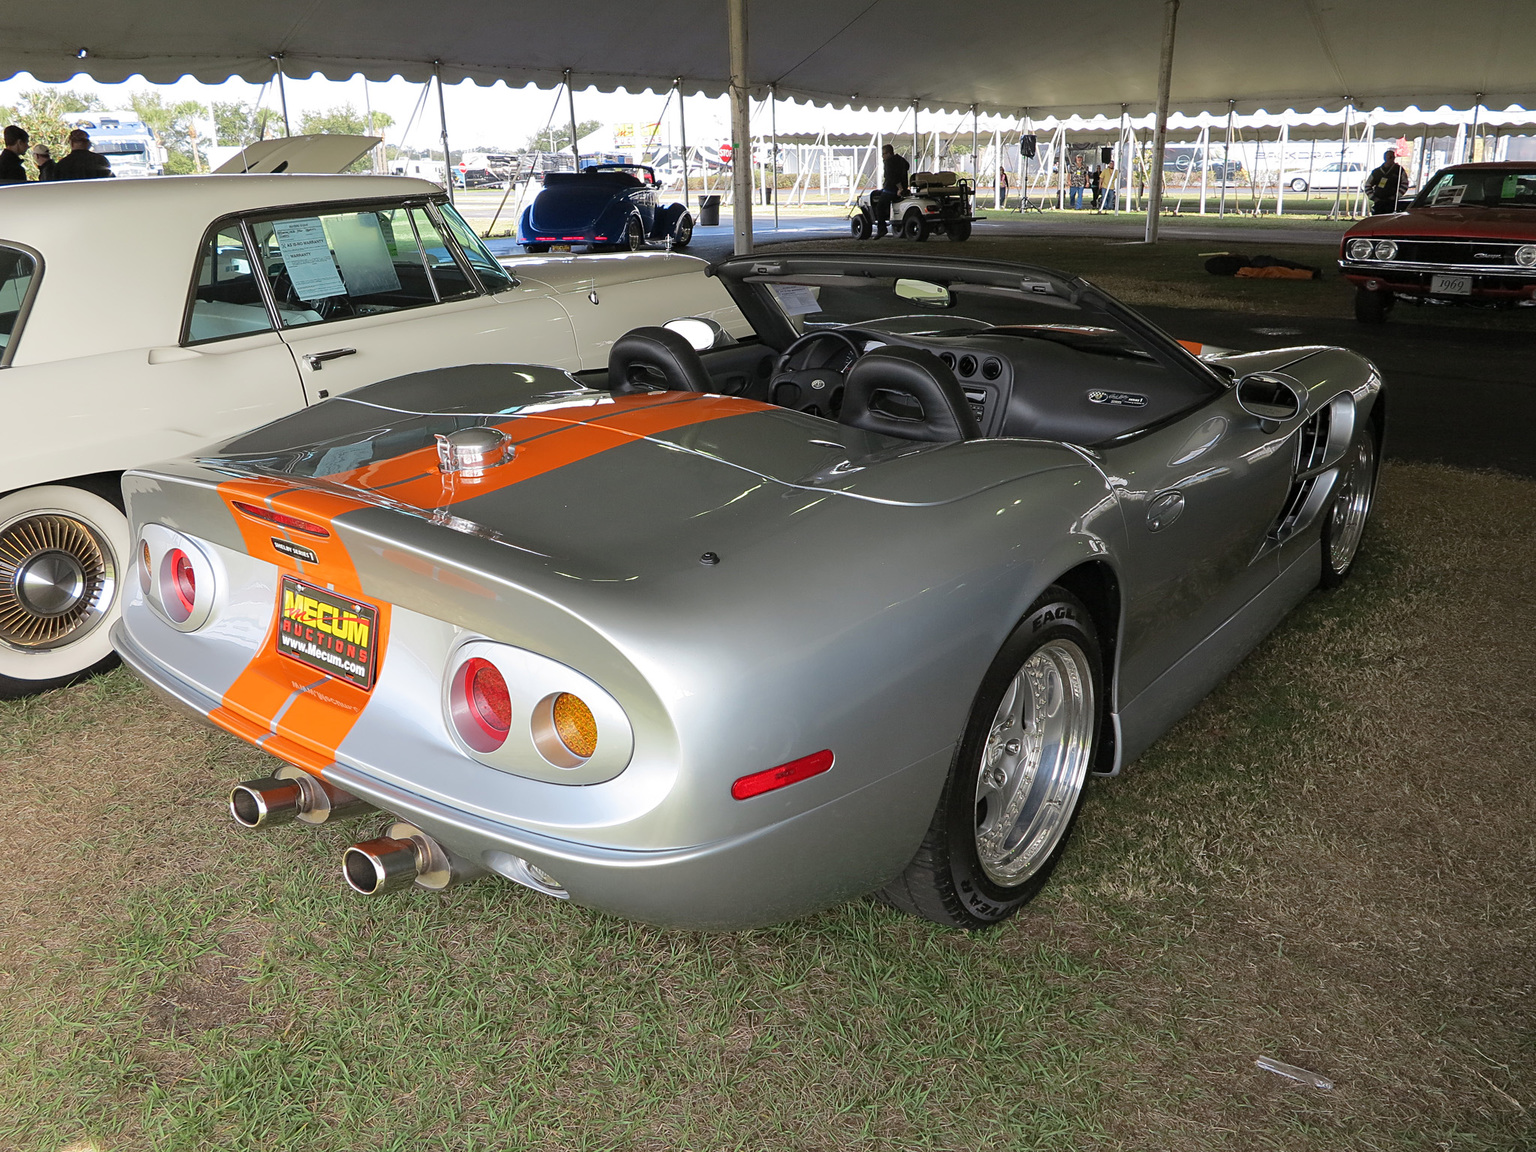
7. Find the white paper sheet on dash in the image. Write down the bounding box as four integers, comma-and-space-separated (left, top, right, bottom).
272, 217, 346, 301
770, 283, 822, 315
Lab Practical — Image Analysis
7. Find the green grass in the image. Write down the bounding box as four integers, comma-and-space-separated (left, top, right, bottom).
2, 464, 1533, 1150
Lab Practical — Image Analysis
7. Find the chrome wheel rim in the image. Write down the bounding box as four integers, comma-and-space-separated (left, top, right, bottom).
0, 513, 115, 650
1328, 434, 1376, 573
973, 639, 1095, 886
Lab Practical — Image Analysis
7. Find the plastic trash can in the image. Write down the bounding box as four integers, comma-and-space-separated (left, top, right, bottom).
698, 195, 721, 226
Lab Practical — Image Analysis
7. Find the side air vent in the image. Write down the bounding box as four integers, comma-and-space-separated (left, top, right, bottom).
957, 355, 978, 378
981, 357, 1003, 380
1271, 407, 1330, 541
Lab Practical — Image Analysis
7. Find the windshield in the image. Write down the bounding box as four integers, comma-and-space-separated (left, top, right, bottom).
1414, 167, 1536, 209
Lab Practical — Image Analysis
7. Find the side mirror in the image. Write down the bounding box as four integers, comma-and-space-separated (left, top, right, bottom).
1235, 372, 1306, 429
664, 316, 731, 352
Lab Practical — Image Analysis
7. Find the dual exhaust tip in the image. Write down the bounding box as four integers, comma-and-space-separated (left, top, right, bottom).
229, 772, 488, 895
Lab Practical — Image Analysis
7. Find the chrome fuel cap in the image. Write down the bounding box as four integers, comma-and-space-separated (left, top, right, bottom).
435, 427, 515, 477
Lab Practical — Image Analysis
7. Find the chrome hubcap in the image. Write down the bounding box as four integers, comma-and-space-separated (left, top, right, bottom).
1328, 434, 1376, 573
974, 639, 1095, 886
0, 514, 113, 649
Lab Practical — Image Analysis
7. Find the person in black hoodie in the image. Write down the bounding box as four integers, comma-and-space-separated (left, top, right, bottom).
53, 129, 114, 180
1, 125, 30, 184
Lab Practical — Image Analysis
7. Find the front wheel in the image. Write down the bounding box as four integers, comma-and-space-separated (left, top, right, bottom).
621, 215, 645, 252
0, 483, 130, 699
1354, 286, 1392, 324
881, 587, 1102, 929
850, 211, 872, 240
1319, 423, 1379, 588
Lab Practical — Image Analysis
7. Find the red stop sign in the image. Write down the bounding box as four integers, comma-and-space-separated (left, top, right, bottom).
720, 143, 733, 163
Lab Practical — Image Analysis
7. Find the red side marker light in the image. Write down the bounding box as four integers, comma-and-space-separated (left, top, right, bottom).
731, 749, 834, 801
233, 501, 331, 537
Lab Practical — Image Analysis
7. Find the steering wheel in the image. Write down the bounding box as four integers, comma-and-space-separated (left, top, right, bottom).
769, 330, 864, 418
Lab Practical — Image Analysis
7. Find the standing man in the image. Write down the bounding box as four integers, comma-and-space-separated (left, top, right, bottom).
873, 143, 910, 237
53, 129, 114, 180
31, 144, 57, 181
1364, 149, 1407, 216
1, 125, 30, 184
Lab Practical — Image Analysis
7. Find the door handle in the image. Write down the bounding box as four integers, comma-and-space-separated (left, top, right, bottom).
303, 347, 357, 371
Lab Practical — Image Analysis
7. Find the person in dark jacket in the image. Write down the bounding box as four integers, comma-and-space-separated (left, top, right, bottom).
53, 129, 114, 180
1, 125, 30, 184
31, 144, 57, 182
1364, 149, 1407, 216
872, 144, 911, 236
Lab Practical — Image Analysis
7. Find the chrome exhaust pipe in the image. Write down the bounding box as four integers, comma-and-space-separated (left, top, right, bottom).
342, 821, 484, 895
230, 766, 374, 828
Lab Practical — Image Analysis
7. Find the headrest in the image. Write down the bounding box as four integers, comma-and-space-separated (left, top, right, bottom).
839, 347, 982, 443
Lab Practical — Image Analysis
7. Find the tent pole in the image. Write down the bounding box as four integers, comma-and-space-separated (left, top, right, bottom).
1144, 0, 1180, 242
912, 98, 919, 162
970, 104, 978, 188
771, 85, 779, 230
1330, 100, 1351, 219
275, 55, 290, 137
436, 61, 454, 202
1219, 98, 1233, 217
728, 0, 753, 255
1199, 124, 1209, 213
1276, 122, 1288, 215
676, 78, 689, 209
1357, 114, 1375, 216
1468, 94, 1483, 161
564, 69, 580, 172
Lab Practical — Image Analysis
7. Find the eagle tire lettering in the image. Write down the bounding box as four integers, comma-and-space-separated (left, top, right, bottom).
1031, 604, 1077, 632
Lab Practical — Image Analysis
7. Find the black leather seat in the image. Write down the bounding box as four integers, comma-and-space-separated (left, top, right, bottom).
607, 326, 713, 395
839, 346, 982, 442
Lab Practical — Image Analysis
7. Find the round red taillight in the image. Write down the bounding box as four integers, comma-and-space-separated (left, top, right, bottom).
451, 657, 511, 752
160, 547, 197, 622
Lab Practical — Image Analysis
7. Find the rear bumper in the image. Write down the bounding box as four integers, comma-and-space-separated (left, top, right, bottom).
112, 619, 945, 930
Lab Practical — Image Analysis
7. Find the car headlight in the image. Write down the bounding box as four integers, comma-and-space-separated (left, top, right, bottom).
1345, 238, 1374, 260
1516, 245, 1536, 267
1372, 240, 1398, 260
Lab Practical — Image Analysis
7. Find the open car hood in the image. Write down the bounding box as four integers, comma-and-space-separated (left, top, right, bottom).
212, 134, 383, 175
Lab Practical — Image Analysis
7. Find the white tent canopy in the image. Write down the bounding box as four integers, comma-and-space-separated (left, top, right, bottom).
9, 0, 1535, 118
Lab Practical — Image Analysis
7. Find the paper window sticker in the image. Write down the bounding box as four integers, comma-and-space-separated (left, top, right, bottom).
271, 217, 347, 301
770, 283, 823, 316
1433, 185, 1466, 206
326, 212, 403, 298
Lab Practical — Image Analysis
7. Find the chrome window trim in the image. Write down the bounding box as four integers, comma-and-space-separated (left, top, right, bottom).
0, 240, 44, 369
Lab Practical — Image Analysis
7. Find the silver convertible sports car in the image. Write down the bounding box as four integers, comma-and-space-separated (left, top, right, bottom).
113, 253, 1383, 930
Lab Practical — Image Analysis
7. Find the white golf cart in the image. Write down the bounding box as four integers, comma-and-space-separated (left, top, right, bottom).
850, 171, 983, 242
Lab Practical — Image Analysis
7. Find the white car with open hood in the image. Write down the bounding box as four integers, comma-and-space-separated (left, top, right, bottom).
0, 174, 750, 697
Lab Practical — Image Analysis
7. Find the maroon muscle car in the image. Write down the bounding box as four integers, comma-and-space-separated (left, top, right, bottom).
1339, 163, 1536, 322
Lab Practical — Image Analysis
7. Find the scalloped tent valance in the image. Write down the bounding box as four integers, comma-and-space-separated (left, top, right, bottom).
7, 0, 1534, 118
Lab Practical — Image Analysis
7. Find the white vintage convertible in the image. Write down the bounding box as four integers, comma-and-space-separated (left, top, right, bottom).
0, 174, 748, 697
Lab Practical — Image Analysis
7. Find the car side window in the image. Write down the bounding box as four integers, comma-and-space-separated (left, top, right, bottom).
249, 205, 447, 330
186, 226, 274, 343
408, 207, 477, 301
0, 246, 37, 364
436, 203, 516, 293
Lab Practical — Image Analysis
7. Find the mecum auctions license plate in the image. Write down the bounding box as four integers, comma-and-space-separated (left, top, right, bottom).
1431, 273, 1472, 296
276, 576, 379, 689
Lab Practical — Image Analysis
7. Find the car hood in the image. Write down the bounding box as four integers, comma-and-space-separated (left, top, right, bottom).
526, 184, 626, 233
1345, 206, 1536, 240
200, 364, 1086, 567
212, 134, 383, 174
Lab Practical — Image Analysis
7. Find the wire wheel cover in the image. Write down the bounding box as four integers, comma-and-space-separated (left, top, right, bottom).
0, 514, 112, 649
973, 639, 1094, 886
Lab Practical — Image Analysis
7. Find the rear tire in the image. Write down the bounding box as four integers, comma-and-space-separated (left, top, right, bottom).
1354, 286, 1392, 324
0, 483, 130, 699
947, 219, 972, 241
850, 211, 872, 240
1290, 177, 1309, 193
622, 215, 645, 252
670, 211, 693, 248
881, 587, 1102, 929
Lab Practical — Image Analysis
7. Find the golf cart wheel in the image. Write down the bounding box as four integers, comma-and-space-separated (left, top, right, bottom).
671, 211, 694, 248
947, 219, 972, 242
902, 211, 929, 241
1289, 177, 1309, 193
1354, 286, 1392, 324
850, 211, 872, 241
